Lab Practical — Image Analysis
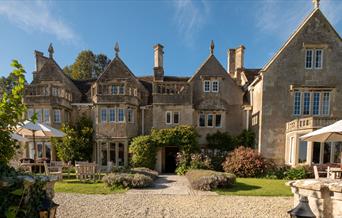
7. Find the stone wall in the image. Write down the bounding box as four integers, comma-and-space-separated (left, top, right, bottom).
288, 179, 342, 218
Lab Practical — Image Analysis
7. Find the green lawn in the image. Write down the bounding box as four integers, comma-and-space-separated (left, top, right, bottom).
55, 179, 126, 195
215, 178, 292, 196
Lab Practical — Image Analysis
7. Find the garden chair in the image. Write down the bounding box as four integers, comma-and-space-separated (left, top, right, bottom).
44, 161, 63, 180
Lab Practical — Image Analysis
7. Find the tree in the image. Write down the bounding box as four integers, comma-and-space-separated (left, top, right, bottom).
0, 60, 26, 164
64, 50, 110, 80
53, 116, 93, 163
206, 131, 234, 151
129, 135, 156, 169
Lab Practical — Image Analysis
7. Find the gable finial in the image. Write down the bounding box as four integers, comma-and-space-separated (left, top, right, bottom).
48, 43, 54, 59
114, 42, 120, 56
312, 0, 320, 9
210, 40, 214, 55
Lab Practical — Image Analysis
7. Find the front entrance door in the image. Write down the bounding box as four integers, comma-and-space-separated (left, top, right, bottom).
164, 146, 179, 173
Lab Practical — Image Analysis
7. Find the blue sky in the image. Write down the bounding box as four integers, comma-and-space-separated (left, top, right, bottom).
0, 0, 341, 82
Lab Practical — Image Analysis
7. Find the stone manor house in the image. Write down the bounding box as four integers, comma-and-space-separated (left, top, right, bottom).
22, 4, 341, 172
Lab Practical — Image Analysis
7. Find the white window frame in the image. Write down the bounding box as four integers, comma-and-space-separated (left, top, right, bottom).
314, 49, 323, 69
303, 92, 311, 115
215, 114, 222, 128
322, 92, 330, 115
53, 109, 61, 123
166, 111, 172, 125
203, 80, 211, 92
293, 91, 301, 115
305, 49, 313, 69
118, 108, 125, 123
289, 137, 295, 164
101, 108, 107, 123
111, 85, 118, 95
212, 80, 219, 93
119, 85, 125, 95
109, 108, 116, 123
134, 89, 138, 96
312, 92, 320, 115
207, 114, 213, 127
44, 108, 50, 124
173, 112, 180, 124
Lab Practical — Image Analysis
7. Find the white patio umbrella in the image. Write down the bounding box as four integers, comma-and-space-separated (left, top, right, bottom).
10, 132, 29, 142
15, 120, 66, 161
300, 120, 342, 142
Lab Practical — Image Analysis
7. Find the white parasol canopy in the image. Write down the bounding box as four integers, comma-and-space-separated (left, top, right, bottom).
300, 120, 342, 142
15, 120, 65, 160
16, 120, 65, 138
10, 132, 29, 142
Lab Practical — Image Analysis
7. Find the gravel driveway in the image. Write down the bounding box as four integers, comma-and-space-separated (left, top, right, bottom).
54, 193, 292, 218
54, 175, 293, 218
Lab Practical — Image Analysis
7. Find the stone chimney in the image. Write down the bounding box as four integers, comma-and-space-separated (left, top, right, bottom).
235, 45, 245, 70
34, 50, 47, 72
153, 44, 164, 81
227, 45, 245, 85
312, 0, 320, 9
228, 48, 236, 77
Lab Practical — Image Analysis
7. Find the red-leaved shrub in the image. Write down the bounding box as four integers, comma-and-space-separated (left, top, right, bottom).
222, 146, 274, 177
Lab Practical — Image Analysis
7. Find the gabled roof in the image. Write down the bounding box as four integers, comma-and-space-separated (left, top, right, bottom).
243, 69, 261, 83
32, 58, 81, 95
96, 55, 149, 93
188, 54, 234, 83
261, 8, 341, 73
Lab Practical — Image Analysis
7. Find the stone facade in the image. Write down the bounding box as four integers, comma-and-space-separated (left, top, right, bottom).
249, 8, 342, 166
22, 5, 341, 172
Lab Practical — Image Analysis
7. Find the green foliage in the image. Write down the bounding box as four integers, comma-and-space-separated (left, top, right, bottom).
53, 116, 93, 163
129, 135, 156, 169
283, 166, 309, 180
102, 173, 153, 189
206, 151, 227, 172
222, 146, 274, 178
151, 125, 199, 153
0, 164, 49, 217
130, 125, 200, 170
186, 169, 236, 191
64, 50, 110, 80
234, 129, 256, 148
206, 129, 256, 152
0, 60, 26, 164
206, 131, 234, 151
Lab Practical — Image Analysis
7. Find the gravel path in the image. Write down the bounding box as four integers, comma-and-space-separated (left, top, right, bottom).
127, 174, 217, 196
54, 193, 292, 218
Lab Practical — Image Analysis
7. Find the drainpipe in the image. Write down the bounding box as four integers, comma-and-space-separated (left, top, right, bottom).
141, 107, 145, 135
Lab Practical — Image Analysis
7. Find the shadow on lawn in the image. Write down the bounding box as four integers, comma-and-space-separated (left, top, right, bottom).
220, 182, 261, 192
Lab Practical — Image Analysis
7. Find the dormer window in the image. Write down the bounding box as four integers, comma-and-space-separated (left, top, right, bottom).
111, 85, 118, 95
204, 80, 210, 92
305, 49, 323, 69
111, 84, 125, 95
212, 80, 219, 92
315, 49, 323, 69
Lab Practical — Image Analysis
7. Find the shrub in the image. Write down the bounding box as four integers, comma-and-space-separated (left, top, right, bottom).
265, 165, 290, 179
111, 166, 131, 173
129, 135, 156, 169
131, 167, 159, 180
175, 165, 188, 175
284, 166, 310, 180
222, 146, 274, 177
206, 131, 234, 151
190, 153, 212, 170
102, 173, 153, 189
186, 169, 236, 191
206, 151, 227, 172
234, 129, 255, 148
